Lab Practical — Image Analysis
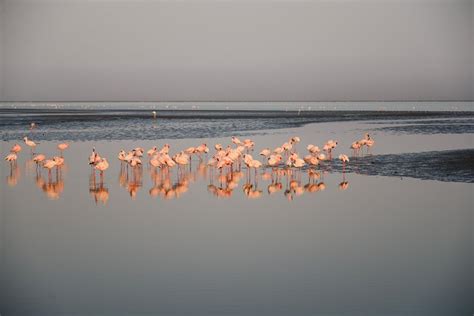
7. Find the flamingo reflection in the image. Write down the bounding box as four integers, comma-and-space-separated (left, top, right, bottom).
89, 172, 109, 205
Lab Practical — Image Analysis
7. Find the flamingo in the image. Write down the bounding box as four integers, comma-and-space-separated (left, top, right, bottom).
89, 147, 101, 166
267, 154, 282, 167
366, 138, 375, 153
43, 159, 57, 176
243, 139, 255, 152
130, 156, 142, 168
10, 144, 22, 154
147, 146, 157, 157
282, 142, 292, 154
57, 143, 69, 156
195, 143, 209, 160
4, 153, 17, 165
304, 154, 319, 166
323, 140, 338, 158
173, 152, 190, 170
243, 154, 262, 177
273, 146, 284, 155
350, 141, 361, 156
259, 148, 271, 156
290, 136, 300, 151
33, 154, 46, 166
231, 136, 244, 146
259, 148, 271, 161
52, 156, 65, 167
307, 144, 320, 155
338, 154, 349, 172
23, 137, 37, 153
95, 158, 110, 180
287, 153, 305, 169
118, 150, 127, 163
133, 147, 144, 157
159, 144, 170, 155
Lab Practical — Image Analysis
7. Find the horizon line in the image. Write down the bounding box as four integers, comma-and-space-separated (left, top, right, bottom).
1, 100, 473, 103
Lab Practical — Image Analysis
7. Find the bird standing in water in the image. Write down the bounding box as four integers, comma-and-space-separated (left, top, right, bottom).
23, 137, 37, 153
95, 158, 110, 182
338, 154, 349, 172
57, 143, 69, 156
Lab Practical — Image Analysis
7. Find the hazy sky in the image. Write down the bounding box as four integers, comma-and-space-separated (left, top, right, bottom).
0, 0, 472, 102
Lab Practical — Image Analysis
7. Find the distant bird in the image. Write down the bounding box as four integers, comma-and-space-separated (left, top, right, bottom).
323, 140, 338, 158
243, 154, 262, 175
57, 143, 69, 156
173, 152, 190, 168
267, 154, 282, 167
95, 158, 109, 178
273, 147, 284, 155
152, 111, 157, 119
338, 154, 349, 171
366, 139, 375, 153
350, 141, 361, 156
30, 122, 36, 130
133, 147, 144, 157
307, 144, 320, 155
33, 154, 46, 165
130, 156, 142, 167
10, 144, 22, 154
4, 153, 17, 164
159, 144, 170, 155
286, 153, 305, 169
304, 154, 319, 166
231, 136, 244, 146
147, 146, 157, 157
89, 147, 101, 166
290, 136, 301, 151
259, 148, 271, 162
23, 137, 37, 153
118, 150, 127, 162
195, 143, 209, 159
43, 159, 57, 174
53, 156, 65, 167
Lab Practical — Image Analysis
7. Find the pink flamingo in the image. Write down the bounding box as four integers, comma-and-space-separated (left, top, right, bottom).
57, 143, 69, 156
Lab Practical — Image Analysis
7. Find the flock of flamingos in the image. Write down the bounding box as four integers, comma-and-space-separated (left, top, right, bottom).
4, 123, 375, 202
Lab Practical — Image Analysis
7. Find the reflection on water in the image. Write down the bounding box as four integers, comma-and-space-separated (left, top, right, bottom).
129, 159, 344, 202
89, 172, 109, 205
1, 146, 473, 314
4, 146, 474, 207
35, 163, 65, 200
4, 155, 351, 204
6, 163, 20, 187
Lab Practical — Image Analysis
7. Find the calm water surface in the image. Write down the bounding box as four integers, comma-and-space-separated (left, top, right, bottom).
1, 108, 473, 315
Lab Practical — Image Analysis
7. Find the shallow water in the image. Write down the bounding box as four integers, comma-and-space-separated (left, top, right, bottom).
1, 109, 473, 141
1, 110, 473, 315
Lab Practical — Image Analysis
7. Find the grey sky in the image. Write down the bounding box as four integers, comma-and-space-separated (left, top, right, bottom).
0, 0, 472, 102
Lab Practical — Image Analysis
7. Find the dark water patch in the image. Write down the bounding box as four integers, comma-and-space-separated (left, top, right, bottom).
370, 118, 474, 125
373, 123, 474, 135
1, 110, 473, 141
327, 149, 474, 183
